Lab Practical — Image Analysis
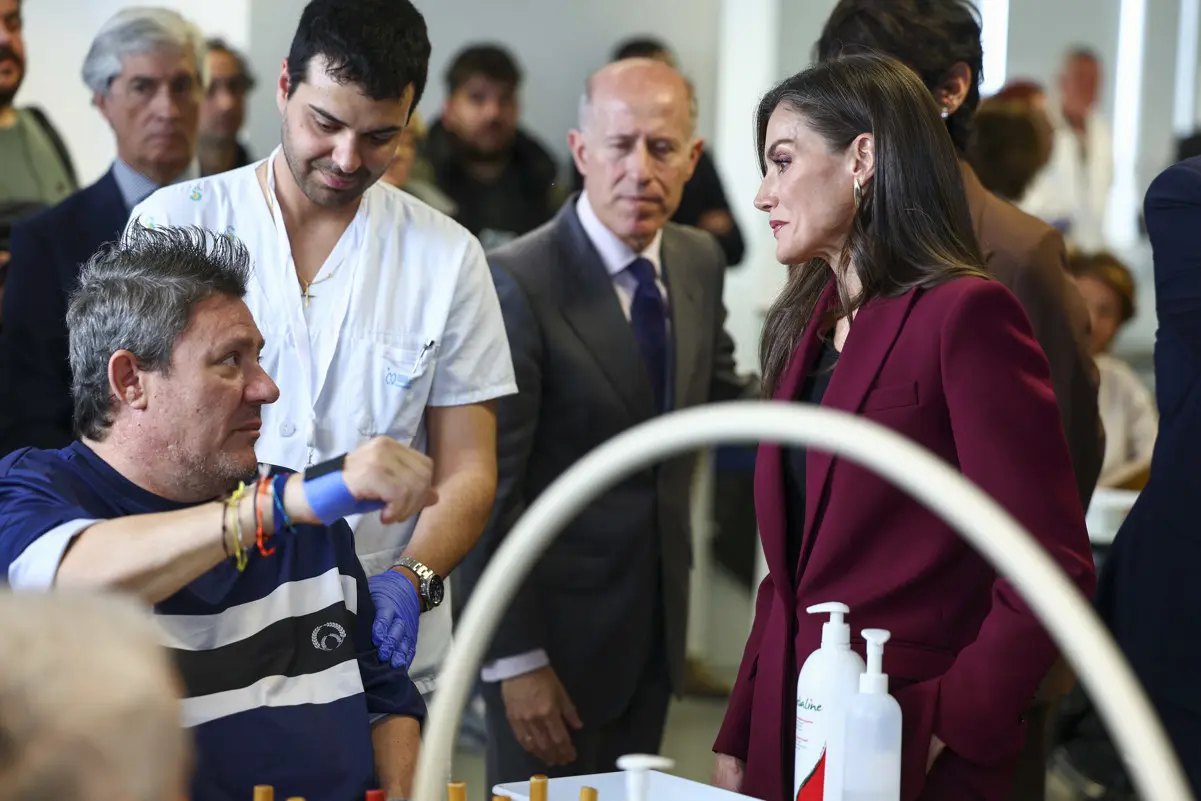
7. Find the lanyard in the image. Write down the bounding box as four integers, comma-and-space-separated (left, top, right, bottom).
261, 146, 368, 425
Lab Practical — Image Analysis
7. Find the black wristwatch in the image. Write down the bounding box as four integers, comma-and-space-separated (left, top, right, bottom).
395, 557, 444, 612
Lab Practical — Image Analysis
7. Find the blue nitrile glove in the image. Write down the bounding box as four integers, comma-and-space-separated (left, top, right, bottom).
368, 569, 421, 670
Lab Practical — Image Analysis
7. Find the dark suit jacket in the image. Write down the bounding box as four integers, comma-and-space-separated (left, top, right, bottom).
961, 164, 1103, 509
1094, 157, 1201, 794
714, 278, 1096, 801
460, 198, 752, 726
0, 171, 127, 454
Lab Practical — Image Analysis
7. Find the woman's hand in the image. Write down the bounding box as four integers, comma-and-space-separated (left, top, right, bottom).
711, 754, 746, 792
926, 735, 947, 773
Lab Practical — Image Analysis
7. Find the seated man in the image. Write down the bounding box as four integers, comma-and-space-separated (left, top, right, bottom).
0, 224, 436, 801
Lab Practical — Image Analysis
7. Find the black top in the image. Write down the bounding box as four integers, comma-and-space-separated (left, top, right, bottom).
781, 338, 840, 576
421, 120, 560, 249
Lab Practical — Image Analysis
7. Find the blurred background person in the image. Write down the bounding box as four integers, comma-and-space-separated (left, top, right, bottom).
0, 0, 76, 317
0, 591, 189, 801
422, 43, 561, 249
1068, 252, 1157, 490
0, 5, 202, 456
197, 37, 253, 176
989, 80, 1054, 174
1022, 48, 1114, 251
967, 97, 1048, 204
382, 109, 457, 217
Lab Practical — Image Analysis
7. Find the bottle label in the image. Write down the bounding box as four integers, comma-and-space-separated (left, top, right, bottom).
795, 696, 827, 801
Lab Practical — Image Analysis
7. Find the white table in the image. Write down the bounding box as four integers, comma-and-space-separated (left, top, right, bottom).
493, 772, 757, 801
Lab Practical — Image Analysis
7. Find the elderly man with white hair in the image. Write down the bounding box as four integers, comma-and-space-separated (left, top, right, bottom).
0, 591, 190, 801
0, 6, 202, 455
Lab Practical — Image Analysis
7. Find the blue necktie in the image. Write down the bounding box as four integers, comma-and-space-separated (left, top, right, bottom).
625, 257, 668, 412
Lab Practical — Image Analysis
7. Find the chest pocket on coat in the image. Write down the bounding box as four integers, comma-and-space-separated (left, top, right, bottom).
355, 336, 439, 445
861, 381, 920, 413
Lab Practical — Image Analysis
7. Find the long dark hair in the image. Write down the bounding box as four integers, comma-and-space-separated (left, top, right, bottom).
757, 54, 986, 397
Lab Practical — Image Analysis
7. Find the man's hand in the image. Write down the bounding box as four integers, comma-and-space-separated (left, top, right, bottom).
501, 666, 583, 766
927, 735, 947, 773
369, 569, 422, 669
344, 437, 437, 523
711, 754, 745, 792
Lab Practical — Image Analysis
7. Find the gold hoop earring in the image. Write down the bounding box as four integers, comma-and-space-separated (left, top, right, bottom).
853, 178, 863, 212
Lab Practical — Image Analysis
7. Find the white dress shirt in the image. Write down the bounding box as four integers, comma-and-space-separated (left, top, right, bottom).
479, 192, 669, 684
1095, 352, 1158, 488
129, 150, 517, 694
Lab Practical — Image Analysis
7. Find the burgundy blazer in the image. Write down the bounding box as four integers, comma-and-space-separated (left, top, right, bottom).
713, 277, 1096, 801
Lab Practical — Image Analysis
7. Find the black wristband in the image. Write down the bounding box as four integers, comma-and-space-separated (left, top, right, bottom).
304, 454, 346, 481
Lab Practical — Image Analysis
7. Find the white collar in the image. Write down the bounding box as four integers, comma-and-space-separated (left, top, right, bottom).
575, 191, 663, 279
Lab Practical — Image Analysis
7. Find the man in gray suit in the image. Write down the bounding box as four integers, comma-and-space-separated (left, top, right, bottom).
459, 58, 753, 786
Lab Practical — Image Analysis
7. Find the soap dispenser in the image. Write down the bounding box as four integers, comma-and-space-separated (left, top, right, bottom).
841, 629, 903, 801
794, 602, 866, 801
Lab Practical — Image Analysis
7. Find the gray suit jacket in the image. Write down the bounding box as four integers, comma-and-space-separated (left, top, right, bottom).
460, 198, 751, 726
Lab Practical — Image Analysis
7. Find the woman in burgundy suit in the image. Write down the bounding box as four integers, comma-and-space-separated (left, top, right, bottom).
710, 55, 1096, 801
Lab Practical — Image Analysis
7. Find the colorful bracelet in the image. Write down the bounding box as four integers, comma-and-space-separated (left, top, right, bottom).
228, 482, 249, 572
272, 473, 295, 533
255, 476, 274, 557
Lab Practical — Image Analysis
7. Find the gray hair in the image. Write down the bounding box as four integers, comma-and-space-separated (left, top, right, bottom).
68, 224, 252, 441
577, 65, 699, 135
0, 591, 189, 801
81, 7, 207, 96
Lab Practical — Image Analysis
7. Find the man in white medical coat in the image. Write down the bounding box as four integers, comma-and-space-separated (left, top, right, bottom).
1022, 47, 1114, 252
129, 0, 516, 696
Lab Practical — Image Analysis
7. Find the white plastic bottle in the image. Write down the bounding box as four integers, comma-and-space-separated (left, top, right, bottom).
794, 602, 866, 801
841, 629, 903, 801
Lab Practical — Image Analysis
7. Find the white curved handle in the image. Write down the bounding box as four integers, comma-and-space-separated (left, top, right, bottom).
413, 402, 1193, 801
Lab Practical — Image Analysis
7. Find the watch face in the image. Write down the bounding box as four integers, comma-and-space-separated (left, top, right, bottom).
427, 576, 445, 607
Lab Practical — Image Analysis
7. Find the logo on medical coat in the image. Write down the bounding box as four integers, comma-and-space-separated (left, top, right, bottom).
189, 185, 203, 201
384, 366, 412, 390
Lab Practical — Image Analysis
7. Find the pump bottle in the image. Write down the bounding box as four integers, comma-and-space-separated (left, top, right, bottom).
794, 602, 866, 801
841, 629, 903, 801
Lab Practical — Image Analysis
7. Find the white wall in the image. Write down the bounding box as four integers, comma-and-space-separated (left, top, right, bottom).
17, 0, 250, 187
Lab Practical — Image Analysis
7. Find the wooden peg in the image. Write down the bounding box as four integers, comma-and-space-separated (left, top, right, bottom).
447, 781, 467, 801
579, 787, 598, 801
253, 787, 274, 801
492, 796, 512, 801
530, 774, 549, 801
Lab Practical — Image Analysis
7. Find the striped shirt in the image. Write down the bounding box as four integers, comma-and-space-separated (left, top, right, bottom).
0, 442, 425, 801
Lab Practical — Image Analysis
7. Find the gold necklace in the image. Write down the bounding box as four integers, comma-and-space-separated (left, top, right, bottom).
259, 162, 343, 308
298, 267, 340, 308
